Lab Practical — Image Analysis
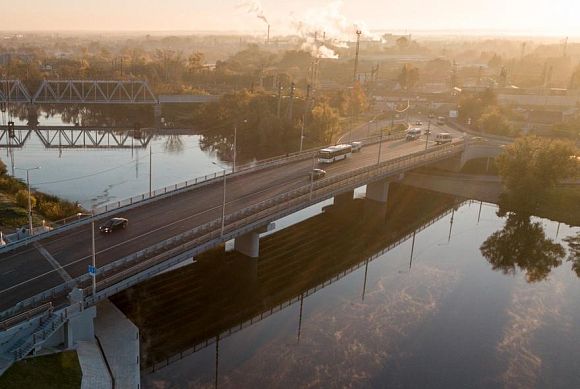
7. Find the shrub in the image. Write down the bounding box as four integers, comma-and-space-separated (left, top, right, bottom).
15, 190, 36, 210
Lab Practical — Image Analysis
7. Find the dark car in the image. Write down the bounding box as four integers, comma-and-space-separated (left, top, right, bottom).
311, 168, 326, 180
99, 217, 128, 233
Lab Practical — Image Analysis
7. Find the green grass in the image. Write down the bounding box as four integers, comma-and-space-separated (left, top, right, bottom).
0, 351, 82, 389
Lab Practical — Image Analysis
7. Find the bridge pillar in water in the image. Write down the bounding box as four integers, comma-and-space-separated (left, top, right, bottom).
366, 177, 396, 203
65, 288, 96, 348
234, 222, 275, 258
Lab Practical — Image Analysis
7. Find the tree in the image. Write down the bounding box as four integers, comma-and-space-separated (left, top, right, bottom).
564, 232, 580, 277
186, 52, 205, 74
310, 102, 340, 143
397, 64, 419, 90
480, 214, 565, 283
477, 106, 513, 136
496, 136, 577, 213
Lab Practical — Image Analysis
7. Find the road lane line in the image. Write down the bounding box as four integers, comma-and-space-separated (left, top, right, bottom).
33, 242, 73, 283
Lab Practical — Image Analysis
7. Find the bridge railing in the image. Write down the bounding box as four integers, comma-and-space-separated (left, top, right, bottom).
0, 141, 463, 320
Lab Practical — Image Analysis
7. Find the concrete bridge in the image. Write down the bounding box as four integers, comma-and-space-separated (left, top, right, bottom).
118, 190, 463, 373
0, 133, 499, 373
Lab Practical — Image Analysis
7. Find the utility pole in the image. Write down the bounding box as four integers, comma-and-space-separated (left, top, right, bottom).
287, 82, 295, 121
353, 30, 362, 83
16, 167, 40, 236
91, 210, 96, 297
149, 146, 152, 196
276, 81, 282, 118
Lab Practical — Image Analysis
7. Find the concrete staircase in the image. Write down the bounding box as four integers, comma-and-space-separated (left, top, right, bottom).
0, 312, 65, 375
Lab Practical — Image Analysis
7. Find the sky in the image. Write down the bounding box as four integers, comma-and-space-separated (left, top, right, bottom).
1, 0, 579, 38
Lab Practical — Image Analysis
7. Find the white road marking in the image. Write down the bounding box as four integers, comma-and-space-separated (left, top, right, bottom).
34, 242, 73, 283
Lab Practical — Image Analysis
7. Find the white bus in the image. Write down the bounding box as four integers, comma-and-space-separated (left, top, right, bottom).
318, 144, 353, 163
435, 132, 452, 144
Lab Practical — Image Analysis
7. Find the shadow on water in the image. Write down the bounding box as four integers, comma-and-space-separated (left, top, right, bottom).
480, 214, 568, 283
111, 184, 461, 372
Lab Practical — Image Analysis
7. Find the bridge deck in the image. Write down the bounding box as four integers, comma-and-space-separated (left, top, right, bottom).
0, 134, 465, 316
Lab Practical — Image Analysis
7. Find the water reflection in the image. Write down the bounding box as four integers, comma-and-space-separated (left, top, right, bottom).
162, 134, 185, 154
564, 232, 580, 277
480, 214, 566, 283
111, 185, 460, 372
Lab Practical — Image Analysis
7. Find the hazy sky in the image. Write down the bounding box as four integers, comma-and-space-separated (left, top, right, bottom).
2, 0, 579, 37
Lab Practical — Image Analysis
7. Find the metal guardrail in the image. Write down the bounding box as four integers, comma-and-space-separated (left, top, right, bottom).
0, 141, 464, 321
0, 303, 53, 332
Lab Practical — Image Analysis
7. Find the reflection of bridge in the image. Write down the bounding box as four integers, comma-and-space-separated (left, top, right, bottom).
111, 187, 461, 372
0, 126, 153, 149
0, 133, 490, 373
0, 80, 219, 105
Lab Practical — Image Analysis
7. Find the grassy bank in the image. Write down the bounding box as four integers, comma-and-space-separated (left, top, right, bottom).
0, 351, 82, 389
0, 161, 82, 231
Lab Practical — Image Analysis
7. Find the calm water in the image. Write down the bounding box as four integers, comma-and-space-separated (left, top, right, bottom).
110, 185, 580, 389
2, 114, 222, 209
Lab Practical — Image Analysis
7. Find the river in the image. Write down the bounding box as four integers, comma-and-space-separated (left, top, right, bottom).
110, 185, 580, 389
2, 113, 223, 209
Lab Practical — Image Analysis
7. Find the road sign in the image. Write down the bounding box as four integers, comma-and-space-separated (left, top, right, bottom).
88, 265, 96, 276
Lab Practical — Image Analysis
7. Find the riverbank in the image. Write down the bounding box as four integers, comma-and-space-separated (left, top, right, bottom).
0, 351, 81, 389
0, 161, 82, 232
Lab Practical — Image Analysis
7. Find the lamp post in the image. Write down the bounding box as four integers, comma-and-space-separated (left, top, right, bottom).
212, 162, 227, 236
309, 153, 317, 200
425, 115, 431, 150
300, 116, 305, 153
15, 166, 40, 236
91, 209, 96, 296
377, 128, 383, 165
233, 119, 246, 173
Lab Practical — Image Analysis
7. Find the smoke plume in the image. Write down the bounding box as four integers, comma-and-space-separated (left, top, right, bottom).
239, 0, 269, 25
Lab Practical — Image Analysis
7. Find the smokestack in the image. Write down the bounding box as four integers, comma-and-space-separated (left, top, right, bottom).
267, 24, 270, 45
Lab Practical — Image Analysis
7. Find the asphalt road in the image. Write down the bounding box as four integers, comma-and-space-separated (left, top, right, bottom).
0, 122, 464, 312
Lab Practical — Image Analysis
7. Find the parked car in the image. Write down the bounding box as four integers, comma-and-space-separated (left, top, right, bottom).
311, 168, 326, 180
414, 121, 423, 126
99, 217, 128, 233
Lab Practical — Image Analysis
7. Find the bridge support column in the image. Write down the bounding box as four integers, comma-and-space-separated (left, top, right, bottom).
65, 289, 96, 348
366, 179, 391, 203
234, 222, 275, 258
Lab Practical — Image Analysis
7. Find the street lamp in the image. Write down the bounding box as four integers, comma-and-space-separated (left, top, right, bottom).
425, 114, 432, 151
233, 119, 247, 173
15, 166, 40, 236
212, 162, 227, 236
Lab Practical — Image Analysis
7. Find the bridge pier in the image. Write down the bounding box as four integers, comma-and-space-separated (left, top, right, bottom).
64, 289, 96, 348
234, 222, 275, 258
366, 179, 391, 203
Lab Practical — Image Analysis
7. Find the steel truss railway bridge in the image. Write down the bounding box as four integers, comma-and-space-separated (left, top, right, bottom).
0, 133, 500, 374
0, 79, 219, 105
